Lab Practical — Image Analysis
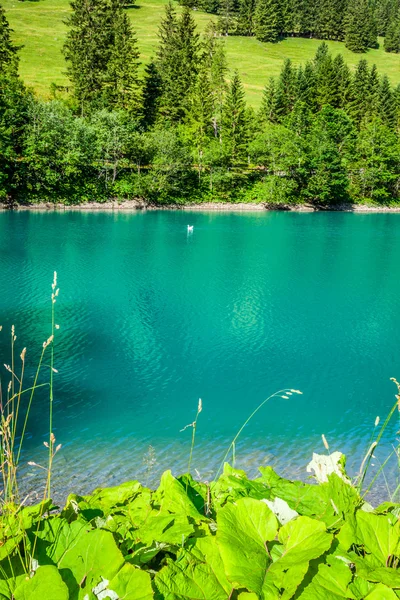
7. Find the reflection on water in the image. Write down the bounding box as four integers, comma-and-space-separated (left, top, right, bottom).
1, 210, 400, 503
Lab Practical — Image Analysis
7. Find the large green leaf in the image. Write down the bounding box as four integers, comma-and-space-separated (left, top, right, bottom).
365, 583, 399, 599
155, 547, 231, 600
105, 563, 153, 600
29, 516, 89, 566
296, 559, 354, 599
58, 528, 124, 598
266, 516, 333, 599
133, 511, 194, 545
355, 511, 400, 566
14, 565, 69, 600
211, 464, 272, 511
216, 497, 278, 595
153, 471, 206, 521
258, 468, 361, 529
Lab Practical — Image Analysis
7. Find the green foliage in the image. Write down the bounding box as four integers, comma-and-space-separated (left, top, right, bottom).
63, 0, 140, 112
254, 0, 282, 42
1, 463, 400, 600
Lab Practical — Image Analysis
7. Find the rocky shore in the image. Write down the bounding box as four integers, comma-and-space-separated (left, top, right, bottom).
2, 200, 400, 212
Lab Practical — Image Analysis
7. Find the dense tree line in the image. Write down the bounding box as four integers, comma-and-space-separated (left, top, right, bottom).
1, 2, 400, 206
183, 0, 400, 53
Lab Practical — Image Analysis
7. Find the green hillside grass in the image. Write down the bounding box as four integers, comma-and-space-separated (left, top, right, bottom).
3, 0, 400, 107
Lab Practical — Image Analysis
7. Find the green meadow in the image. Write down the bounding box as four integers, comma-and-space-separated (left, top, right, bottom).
3, 0, 400, 107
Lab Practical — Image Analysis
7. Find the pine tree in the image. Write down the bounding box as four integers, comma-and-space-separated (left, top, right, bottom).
316, 0, 346, 40
254, 0, 282, 42
344, 0, 377, 52
260, 77, 278, 122
384, 12, 400, 52
156, 4, 200, 122
296, 62, 317, 111
0, 5, 19, 70
141, 61, 163, 128
217, 0, 239, 34
103, 10, 141, 111
237, 0, 256, 35
314, 50, 339, 107
274, 58, 296, 120
64, 0, 113, 109
379, 74, 396, 126
333, 54, 353, 109
222, 70, 248, 162
187, 67, 214, 170
202, 22, 228, 133
0, 7, 28, 201
367, 63, 380, 115
348, 59, 370, 124
64, 0, 140, 112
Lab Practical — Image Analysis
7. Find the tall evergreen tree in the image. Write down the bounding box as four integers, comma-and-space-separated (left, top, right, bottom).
254, 0, 282, 42
384, 11, 400, 52
103, 10, 141, 111
344, 0, 377, 52
237, 0, 256, 34
316, 0, 346, 40
348, 59, 371, 124
379, 74, 396, 126
0, 6, 29, 201
141, 61, 163, 128
0, 5, 19, 69
274, 58, 296, 120
217, 0, 239, 34
202, 23, 228, 134
260, 77, 279, 122
222, 70, 248, 161
156, 4, 200, 122
333, 54, 353, 109
64, 0, 140, 112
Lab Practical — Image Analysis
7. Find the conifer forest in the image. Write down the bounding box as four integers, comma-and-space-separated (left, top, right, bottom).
1, 0, 400, 206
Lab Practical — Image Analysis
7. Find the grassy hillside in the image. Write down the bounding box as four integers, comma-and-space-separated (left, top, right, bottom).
3, 0, 400, 107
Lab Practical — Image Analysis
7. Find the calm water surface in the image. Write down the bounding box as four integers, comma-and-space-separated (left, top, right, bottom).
0, 210, 399, 501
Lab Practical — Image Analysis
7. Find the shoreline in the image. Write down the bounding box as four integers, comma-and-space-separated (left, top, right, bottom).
2, 200, 400, 213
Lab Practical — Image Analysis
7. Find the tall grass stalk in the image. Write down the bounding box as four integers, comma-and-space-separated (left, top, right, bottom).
0, 273, 60, 574
357, 377, 400, 499
181, 399, 202, 480
214, 388, 302, 482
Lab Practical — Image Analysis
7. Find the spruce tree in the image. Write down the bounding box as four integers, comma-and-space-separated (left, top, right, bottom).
0, 5, 19, 69
348, 59, 370, 124
254, 0, 282, 42
103, 10, 141, 111
222, 70, 248, 162
333, 54, 353, 109
367, 63, 380, 115
384, 13, 400, 52
297, 62, 317, 111
202, 23, 228, 132
237, 0, 256, 35
187, 67, 214, 169
344, 0, 377, 52
156, 4, 200, 122
274, 58, 296, 120
260, 77, 278, 122
64, 0, 140, 112
379, 75, 396, 126
217, 0, 239, 34
316, 0, 346, 40
141, 61, 163, 128
315, 51, 339, 108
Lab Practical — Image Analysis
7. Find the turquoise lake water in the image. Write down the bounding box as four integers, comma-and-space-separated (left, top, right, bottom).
0, 210, 399, 500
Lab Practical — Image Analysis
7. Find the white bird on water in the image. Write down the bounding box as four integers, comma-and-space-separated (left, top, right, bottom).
187, 225, 194, 233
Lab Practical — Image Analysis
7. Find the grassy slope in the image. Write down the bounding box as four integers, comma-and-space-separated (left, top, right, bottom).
3, 0, 400, 108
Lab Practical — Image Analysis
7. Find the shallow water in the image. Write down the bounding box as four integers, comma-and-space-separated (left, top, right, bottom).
1, 210, 399, 502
